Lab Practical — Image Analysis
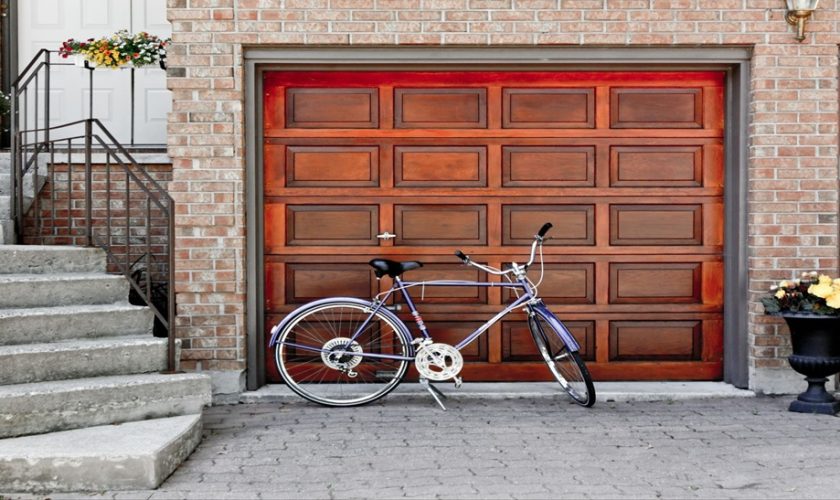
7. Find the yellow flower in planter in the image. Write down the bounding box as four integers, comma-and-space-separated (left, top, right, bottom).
779, 280, 792, 289
775, 289, 786, 299
809, 282, 833, 299
819, 274, 833, 286
827, 293, 840, 309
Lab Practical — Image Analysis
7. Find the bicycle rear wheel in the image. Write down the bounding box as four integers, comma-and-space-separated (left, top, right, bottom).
528, 311, 595, 407
274, 299, 411, 407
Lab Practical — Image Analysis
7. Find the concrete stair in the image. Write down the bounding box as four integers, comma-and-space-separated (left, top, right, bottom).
0, 273, 129, 307
0, 152, 47, 244
0, 245, 211, 491
0, 414, 203, 492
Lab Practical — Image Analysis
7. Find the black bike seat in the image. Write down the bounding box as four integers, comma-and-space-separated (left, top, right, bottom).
368, 259, 423, 279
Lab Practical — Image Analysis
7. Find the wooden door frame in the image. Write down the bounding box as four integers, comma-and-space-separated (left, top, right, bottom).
243, 47, 751, 391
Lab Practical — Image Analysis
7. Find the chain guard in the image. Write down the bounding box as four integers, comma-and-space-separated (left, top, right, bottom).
415, 343, 463, 381
321, 337, 363, 371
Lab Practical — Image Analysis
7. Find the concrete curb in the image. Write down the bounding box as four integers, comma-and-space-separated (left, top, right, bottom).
238, 382, 756, 405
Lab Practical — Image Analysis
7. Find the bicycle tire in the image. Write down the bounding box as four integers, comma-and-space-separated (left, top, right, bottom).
274, 299, 412, 407
528, 311, 596, 407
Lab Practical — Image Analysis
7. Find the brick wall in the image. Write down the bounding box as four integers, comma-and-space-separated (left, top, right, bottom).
166, 0, 840, 391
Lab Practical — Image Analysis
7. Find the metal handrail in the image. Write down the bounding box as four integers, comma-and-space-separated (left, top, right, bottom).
9, 52, 178, 373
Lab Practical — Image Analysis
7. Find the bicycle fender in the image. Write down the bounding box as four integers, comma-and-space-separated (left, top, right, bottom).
267, 297, 415, 355
532, 304, 582, 352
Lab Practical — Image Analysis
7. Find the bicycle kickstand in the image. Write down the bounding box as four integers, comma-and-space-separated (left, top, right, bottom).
419, 378, 447, 410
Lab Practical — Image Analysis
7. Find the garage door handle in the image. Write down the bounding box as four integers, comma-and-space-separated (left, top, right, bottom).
377, 232, 397, 240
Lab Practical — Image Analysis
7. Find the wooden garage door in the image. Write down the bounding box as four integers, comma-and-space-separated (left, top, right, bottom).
263, 70, 724, 382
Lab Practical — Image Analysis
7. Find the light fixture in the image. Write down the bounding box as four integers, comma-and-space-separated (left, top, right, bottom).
785, 0, 819, 42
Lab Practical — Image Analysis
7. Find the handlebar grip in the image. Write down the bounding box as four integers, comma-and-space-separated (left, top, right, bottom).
538, 222, 553, 238
454, 250, 469, 263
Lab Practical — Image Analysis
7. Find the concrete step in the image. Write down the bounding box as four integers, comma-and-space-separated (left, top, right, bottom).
0, 414, 203, 492
0, 303, 153, 346
0, 373, 211, 438
0, 273, 129, 308
0, 245, 107, 274
0, 336, 171, 385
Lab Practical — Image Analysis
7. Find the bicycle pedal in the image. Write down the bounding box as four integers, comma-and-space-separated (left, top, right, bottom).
453, 376, 462, 389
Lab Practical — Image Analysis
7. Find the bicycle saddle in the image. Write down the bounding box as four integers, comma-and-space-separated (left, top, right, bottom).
368, 259, 423, 278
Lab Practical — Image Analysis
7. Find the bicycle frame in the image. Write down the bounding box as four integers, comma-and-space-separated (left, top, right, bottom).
269, 275, 581, 361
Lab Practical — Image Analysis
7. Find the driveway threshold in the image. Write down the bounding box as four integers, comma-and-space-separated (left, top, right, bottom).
238, 381, 755, 405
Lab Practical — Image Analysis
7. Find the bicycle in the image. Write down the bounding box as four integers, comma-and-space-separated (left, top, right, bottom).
268, 223, 596, 410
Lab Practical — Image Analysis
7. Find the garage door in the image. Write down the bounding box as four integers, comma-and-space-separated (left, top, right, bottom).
263, 70, 724, 382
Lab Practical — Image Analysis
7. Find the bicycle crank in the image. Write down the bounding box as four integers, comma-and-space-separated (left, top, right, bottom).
415, 343, 463, 382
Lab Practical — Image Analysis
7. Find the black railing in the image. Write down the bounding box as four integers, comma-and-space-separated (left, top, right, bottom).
9, 51, 177, 372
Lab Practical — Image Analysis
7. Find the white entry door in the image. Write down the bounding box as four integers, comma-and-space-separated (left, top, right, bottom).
18, 0, 171, 145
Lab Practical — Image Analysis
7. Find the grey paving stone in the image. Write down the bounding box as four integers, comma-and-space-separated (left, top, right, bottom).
12, 396, 840, 499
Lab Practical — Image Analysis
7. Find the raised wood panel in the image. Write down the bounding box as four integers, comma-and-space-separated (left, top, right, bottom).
503, 205, 595, 246
610, 263, 701, 304
502, 88, 595, 128
402, 264, 487, 303
610, 146, 702, 187
610, 88, 703, 129
505, 264, 594, 304
284, 263, 374, 304
502, 146, 595, 187
609, 320, 702, 361
610, 205, 702, 246
395, 88, 487, 129
286, 146, 379, 187
286, 88, 378, 128
502, 321, 594, 361
424, 322, 487, 361
286, 205, 378, 246
394, 146, 487, 187
395, 205, 487, 246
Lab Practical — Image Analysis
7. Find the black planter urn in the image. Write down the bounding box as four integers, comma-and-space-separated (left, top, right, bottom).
781, 314, 840, 415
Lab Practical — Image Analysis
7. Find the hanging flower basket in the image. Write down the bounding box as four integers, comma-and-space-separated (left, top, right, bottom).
59, 30, 170, 70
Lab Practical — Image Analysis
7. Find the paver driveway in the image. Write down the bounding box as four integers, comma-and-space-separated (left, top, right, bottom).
14, 395, 840, 499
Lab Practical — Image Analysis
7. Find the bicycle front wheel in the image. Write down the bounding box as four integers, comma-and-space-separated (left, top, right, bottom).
528, 311, 595, 407
274, 300, 411, 407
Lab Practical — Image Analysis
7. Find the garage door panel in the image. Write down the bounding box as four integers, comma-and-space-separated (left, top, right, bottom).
284, 146, 379, 187
394, 146, 487, 187
504, 263, 595, 304
609, 320, 702, 361
421, 322, 487, 361
502, 88, 595, 129
286, 205, 379, 246
283, 263, 376, 305
502, 321, 595, 362
395, 88, 487, 129
395, 205, 487, 246
286, 88, 379, 128
502, 146, 595, 187
401, 263, 488, 303
610, 145, 702, 187
503, 205, 595, 246
610, 204, 702, 246
609, 262, 701, 304
610, 88, 703, 129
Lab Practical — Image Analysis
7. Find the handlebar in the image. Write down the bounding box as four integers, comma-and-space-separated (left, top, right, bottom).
538, 222, 553, 238
454, 223, 551, 275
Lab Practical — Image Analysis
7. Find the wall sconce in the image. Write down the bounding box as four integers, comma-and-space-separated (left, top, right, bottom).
785, 0, 819, 42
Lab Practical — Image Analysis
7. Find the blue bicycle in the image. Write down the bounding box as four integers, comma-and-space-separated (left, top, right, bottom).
269, 223, 596, 409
